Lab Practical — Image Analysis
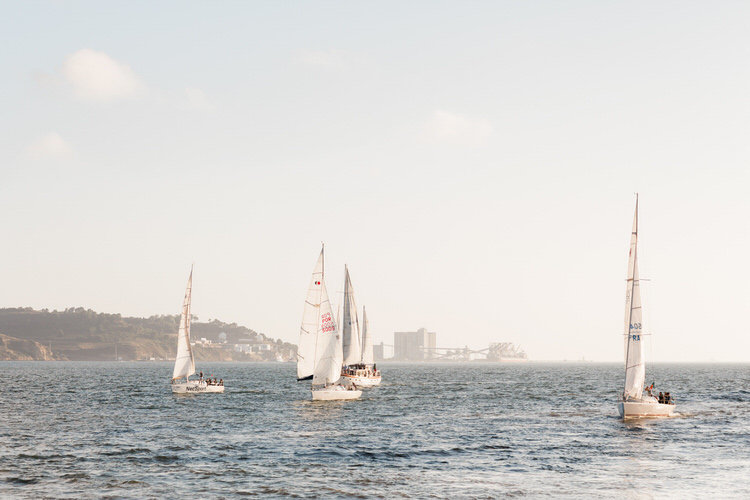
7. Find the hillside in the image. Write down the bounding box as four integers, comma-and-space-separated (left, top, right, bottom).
0, 307, 296, 362
0, 333, 63, 360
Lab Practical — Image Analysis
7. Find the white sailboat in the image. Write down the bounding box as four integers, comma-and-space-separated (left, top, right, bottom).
342, 302, 382, 387
617, 196, 673, 418
170, 266, 224, 394
297, 246, 362, 401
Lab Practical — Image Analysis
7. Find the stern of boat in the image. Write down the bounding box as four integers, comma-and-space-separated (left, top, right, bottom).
170, 380, 224, 394
619, 400, 675, 419
311, 386, 362, 401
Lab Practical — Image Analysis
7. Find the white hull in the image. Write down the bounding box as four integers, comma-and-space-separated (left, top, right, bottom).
311, 385, 362, 401
171, 380, 225, 394
341, 373, 381, 387
618, 400, 674, 418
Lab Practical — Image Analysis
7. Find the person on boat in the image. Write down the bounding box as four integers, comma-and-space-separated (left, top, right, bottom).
219, 379, 223, 386
665, 392, 673, 404
658, 392, 664, 403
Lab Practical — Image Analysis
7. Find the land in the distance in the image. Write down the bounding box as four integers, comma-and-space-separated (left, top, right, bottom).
0, 307, 296, 362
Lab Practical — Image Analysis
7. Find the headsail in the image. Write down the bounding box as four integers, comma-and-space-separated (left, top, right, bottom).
298, 248, 325, 380
341, 265, 362, 366
172, 266, 195, 380
623, 196, 645, 400
360, 305, 374, 365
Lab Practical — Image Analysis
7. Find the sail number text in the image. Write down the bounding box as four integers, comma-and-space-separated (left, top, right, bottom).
629, 322, 642, 341
321, 313, 335, 333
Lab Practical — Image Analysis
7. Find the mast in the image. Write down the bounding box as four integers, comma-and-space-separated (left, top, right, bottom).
316, 243, 323, 376
622, 194, 645, 400
311, 245, 342, 386
297, 245, 326, 380
172, 265, 195, 380
185, 265, 195, 368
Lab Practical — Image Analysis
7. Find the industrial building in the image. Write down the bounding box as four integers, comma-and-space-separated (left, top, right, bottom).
393, 328, 436, 360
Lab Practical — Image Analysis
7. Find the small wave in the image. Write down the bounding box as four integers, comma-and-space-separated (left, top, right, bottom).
62, 472, 89, 482
548, 411, 589, 417
5, 476, 39, 485
101, 447, 152, 457
354, 446, 473, 461
479, 444, 511, 451
255, 485, 297, 496
119, 479, 147, 485
106, 479, 148, 487
320, 486, 368, 498
17, 453, 77, 460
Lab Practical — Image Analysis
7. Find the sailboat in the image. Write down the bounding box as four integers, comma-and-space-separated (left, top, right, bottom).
297, 246, 362, 401
170, 266, 224, 394
617, 196, 674, 418
341, 298, 382, 387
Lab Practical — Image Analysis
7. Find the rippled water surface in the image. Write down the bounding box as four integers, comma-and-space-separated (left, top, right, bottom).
1, 362, 748, 498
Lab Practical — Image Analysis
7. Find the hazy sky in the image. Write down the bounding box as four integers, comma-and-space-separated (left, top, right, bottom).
1, 1, 748, 361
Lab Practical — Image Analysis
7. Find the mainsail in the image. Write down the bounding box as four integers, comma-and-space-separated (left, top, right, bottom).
623, 197, 645, 400
341, 265, 361, 366
311, 250, 342, 386
360, 305, 374, 365
172, 266, 195, 380
297, 248, 325, 380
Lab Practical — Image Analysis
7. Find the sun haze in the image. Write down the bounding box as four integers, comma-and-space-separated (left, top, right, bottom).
1, 1, 748, 361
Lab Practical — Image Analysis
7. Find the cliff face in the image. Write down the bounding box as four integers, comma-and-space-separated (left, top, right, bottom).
0, 333, 63, 360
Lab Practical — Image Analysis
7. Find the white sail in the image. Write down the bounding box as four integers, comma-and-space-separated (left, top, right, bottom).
297, 249, 325, 380
312, 257, 342, 386
623, 197, 645, 400
360, 305, 374, 365
336, 303, 341, 336
341, 266, 362, 366
172, 267, 195, 380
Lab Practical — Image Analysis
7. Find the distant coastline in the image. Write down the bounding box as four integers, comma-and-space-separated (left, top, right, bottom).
0, 307, 296, 362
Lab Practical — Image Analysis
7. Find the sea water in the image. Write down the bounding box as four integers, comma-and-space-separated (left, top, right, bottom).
0, 362, 748, 498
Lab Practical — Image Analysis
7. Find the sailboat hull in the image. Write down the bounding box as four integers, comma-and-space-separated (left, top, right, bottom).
341, 373, 381, 387
171, 380, 225, 394
311, 385, 362, 401
618, 401, 674, 418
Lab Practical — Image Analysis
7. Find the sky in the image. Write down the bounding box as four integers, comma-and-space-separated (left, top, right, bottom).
1, 1, 749, 362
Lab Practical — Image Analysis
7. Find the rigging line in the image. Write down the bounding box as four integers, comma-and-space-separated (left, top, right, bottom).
623, 194, 638, 398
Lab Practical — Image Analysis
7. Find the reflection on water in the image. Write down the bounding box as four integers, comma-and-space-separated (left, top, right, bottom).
0, 361, 748, 498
